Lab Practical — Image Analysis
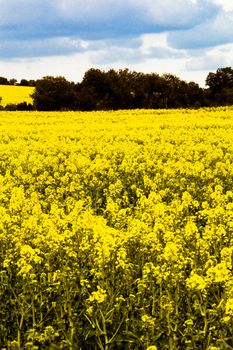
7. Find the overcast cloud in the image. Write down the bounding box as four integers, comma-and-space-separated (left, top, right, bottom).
0, 0, 232, 86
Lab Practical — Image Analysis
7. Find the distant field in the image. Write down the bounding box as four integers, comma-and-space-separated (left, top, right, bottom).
0, 84, 34, 106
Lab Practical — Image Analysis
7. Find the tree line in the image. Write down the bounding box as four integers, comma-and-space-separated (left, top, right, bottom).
0, 77, 36, 87
1, 67, 233, 111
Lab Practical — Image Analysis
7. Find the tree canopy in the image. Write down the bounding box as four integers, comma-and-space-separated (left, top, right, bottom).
1, 66, 233, 111
31, 76, 76, 111
205, 67, 233, 106
32, 68, 206, 111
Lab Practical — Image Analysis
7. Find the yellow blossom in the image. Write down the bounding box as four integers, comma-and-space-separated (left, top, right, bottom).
89, 287, 107, 304
186, 273, 206, 291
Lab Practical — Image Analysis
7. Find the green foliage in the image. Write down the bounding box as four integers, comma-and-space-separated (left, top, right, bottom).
205, 67, 233, 106
31, 69, 205, 111
31, 76, 76, 111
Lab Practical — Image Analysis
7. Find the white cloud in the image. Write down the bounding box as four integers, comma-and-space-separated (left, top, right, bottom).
0, 53, 92, 82
56, 0, 217, 27
186, 43, 233, 71
168, 10, 233, 49
56, 0, 124, 21
133, 0, 217, 28
213, 0, 233, 11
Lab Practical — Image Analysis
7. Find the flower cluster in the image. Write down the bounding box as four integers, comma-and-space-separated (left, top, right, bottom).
1, 107, 233, 349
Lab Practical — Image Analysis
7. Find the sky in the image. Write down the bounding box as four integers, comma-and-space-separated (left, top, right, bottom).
0, 0, 233, 87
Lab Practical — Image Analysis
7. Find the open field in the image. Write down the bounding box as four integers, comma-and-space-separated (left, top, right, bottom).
1, 108, 233, 349
0, 85, 34, 106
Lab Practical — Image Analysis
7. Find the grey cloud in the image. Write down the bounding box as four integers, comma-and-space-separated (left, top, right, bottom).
0, 37, 86, 58
0, 0, 221, 59
55, 0, 220, 36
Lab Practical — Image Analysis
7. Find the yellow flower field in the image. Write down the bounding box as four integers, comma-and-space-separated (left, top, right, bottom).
0, 85, 34, 106
1, 107, 233, 349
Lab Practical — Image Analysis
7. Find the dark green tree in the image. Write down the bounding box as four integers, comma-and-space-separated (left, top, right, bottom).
31, 76, 76, 111
9, 78, 17, 86
29, 68, 210, 111
19, 79, 35, 86
206, 67, 233, 105
77, 69, 110, 110
0, 77, 9, 85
